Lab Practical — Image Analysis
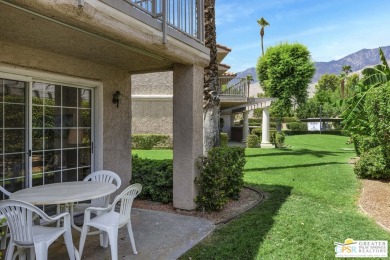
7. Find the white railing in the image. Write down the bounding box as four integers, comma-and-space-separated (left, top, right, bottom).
220, 77, 248, 97
115, 0, 204, 43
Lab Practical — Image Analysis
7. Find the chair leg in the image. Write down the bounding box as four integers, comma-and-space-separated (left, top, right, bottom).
107, 227, 119, 260
127, 221, 138, 254
78, 224, 89, 259
5, 241, 14, 260
33, 243, 48, 260
101, 231, 109, 248
63, 229, 76, 260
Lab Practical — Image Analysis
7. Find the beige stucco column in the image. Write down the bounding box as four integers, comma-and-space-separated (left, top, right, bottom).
172, 64, 203, 210
261, 107, 274, 148
242, 111, 249, 142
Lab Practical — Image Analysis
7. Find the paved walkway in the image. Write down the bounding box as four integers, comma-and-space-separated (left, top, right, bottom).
46, 209, 215, 259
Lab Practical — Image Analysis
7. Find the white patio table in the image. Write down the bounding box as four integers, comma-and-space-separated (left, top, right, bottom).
10, 181, 116, 232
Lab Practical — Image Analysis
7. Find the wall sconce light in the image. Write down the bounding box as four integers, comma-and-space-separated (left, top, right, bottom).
112, 91, 122, 108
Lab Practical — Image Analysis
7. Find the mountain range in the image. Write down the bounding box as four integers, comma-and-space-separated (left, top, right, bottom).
234, 46, 390, 84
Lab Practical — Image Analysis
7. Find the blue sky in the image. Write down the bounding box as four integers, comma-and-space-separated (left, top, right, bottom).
216, 0, 390, 72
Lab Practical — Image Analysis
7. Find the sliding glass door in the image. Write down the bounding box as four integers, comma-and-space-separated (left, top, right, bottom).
0, 77, 94, 199
0, 79, 28, 195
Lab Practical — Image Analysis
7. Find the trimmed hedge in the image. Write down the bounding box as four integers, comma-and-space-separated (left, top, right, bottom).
286, 122, 307, 131
283, 130, 346, 136
132, 134, 172, 149
247, 134, 259, 148
131, 155, 173, 203
251, 128, 285, 147
220, 132, 228, 146
249, 118, 262, 125
196, 146, 246, 211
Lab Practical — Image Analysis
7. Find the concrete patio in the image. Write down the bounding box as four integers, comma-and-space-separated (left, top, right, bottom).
13, 208, 214, 260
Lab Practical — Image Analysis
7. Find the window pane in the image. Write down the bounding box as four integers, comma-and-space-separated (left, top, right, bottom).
63, 149, 77, 169
44, 151, 61, 172
4, 104, 25, 128
3, 80, 26, 103
45, 129, 61, 150
4, 177, 25, 193
32, 105, 44, 128
44, 106, 59, 128
80, 129, 91, 147
62, 169, 77, 182
32, 82, 44, 105
31, 173, 43, 187
79, 148, 90, 167
63, 108, 77, 128
32, 129, 44, 151
45, 84, 60, 106
5, 130, 24, 153
63, 86, 78, 107
4, 154, 24, 180
79, 109, 91, 127
79, 89, 91, 108
32, 152, 44, 174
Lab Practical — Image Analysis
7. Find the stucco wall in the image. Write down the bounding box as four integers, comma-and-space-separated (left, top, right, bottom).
0, 41, 132, 193
132, 72, 173, 95
131, 71, 174, 135
131, 99, 172, 135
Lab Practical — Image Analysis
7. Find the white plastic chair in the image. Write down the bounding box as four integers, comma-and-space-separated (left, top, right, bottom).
0, 199, 76, 260
72, 170, 122, 213
78, 183, 142, 260
0, 186, 12, 250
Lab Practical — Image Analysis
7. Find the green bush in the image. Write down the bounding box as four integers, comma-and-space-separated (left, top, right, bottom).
286, 122, 307, 131
251, 128, 262, 138
196, 146, 246, 211
251, 128, 282, 146
247, 134, 259, 148
355, 146, 390, 179
248, 118, 262, 125
132, 134, 171, 149
283, 117, 298, 123
131, 155, 173, 203
275, 132, 285, 148
220, 132, 228, 146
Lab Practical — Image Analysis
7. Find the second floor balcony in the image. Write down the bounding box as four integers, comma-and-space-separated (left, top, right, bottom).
0, 0, 209, 74
100, 0, 205, 49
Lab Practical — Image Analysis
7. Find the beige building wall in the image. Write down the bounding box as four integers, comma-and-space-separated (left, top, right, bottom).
132, 72, 174, 135
0, 41, 133, 194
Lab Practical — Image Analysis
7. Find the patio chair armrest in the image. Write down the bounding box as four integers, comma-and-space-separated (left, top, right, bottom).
46, 211, 69, 221
83, 205, 112, 222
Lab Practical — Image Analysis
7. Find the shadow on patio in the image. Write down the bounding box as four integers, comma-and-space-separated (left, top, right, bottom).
25, 209, 214, 259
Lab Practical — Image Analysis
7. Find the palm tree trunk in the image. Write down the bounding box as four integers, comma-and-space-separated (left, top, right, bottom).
261, 28, 265, 56
203, 0, 220, 154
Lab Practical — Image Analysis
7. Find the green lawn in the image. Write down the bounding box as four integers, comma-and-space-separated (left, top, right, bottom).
134, 135, 390, 259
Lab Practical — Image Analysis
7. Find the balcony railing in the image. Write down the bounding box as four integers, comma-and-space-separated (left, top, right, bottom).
220, 77, 247, 97
100, 0, 204, 45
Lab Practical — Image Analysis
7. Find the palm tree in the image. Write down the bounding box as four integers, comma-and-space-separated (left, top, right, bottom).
203, 0, 220, 154
340, 65, 352, 98
246, 74, 254, 96
257, 17, 270, 56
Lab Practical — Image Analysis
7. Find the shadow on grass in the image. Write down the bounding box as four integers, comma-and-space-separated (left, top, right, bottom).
245, 161, 347, 172
181, 184, 292, 260
246, 148, 352, 158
